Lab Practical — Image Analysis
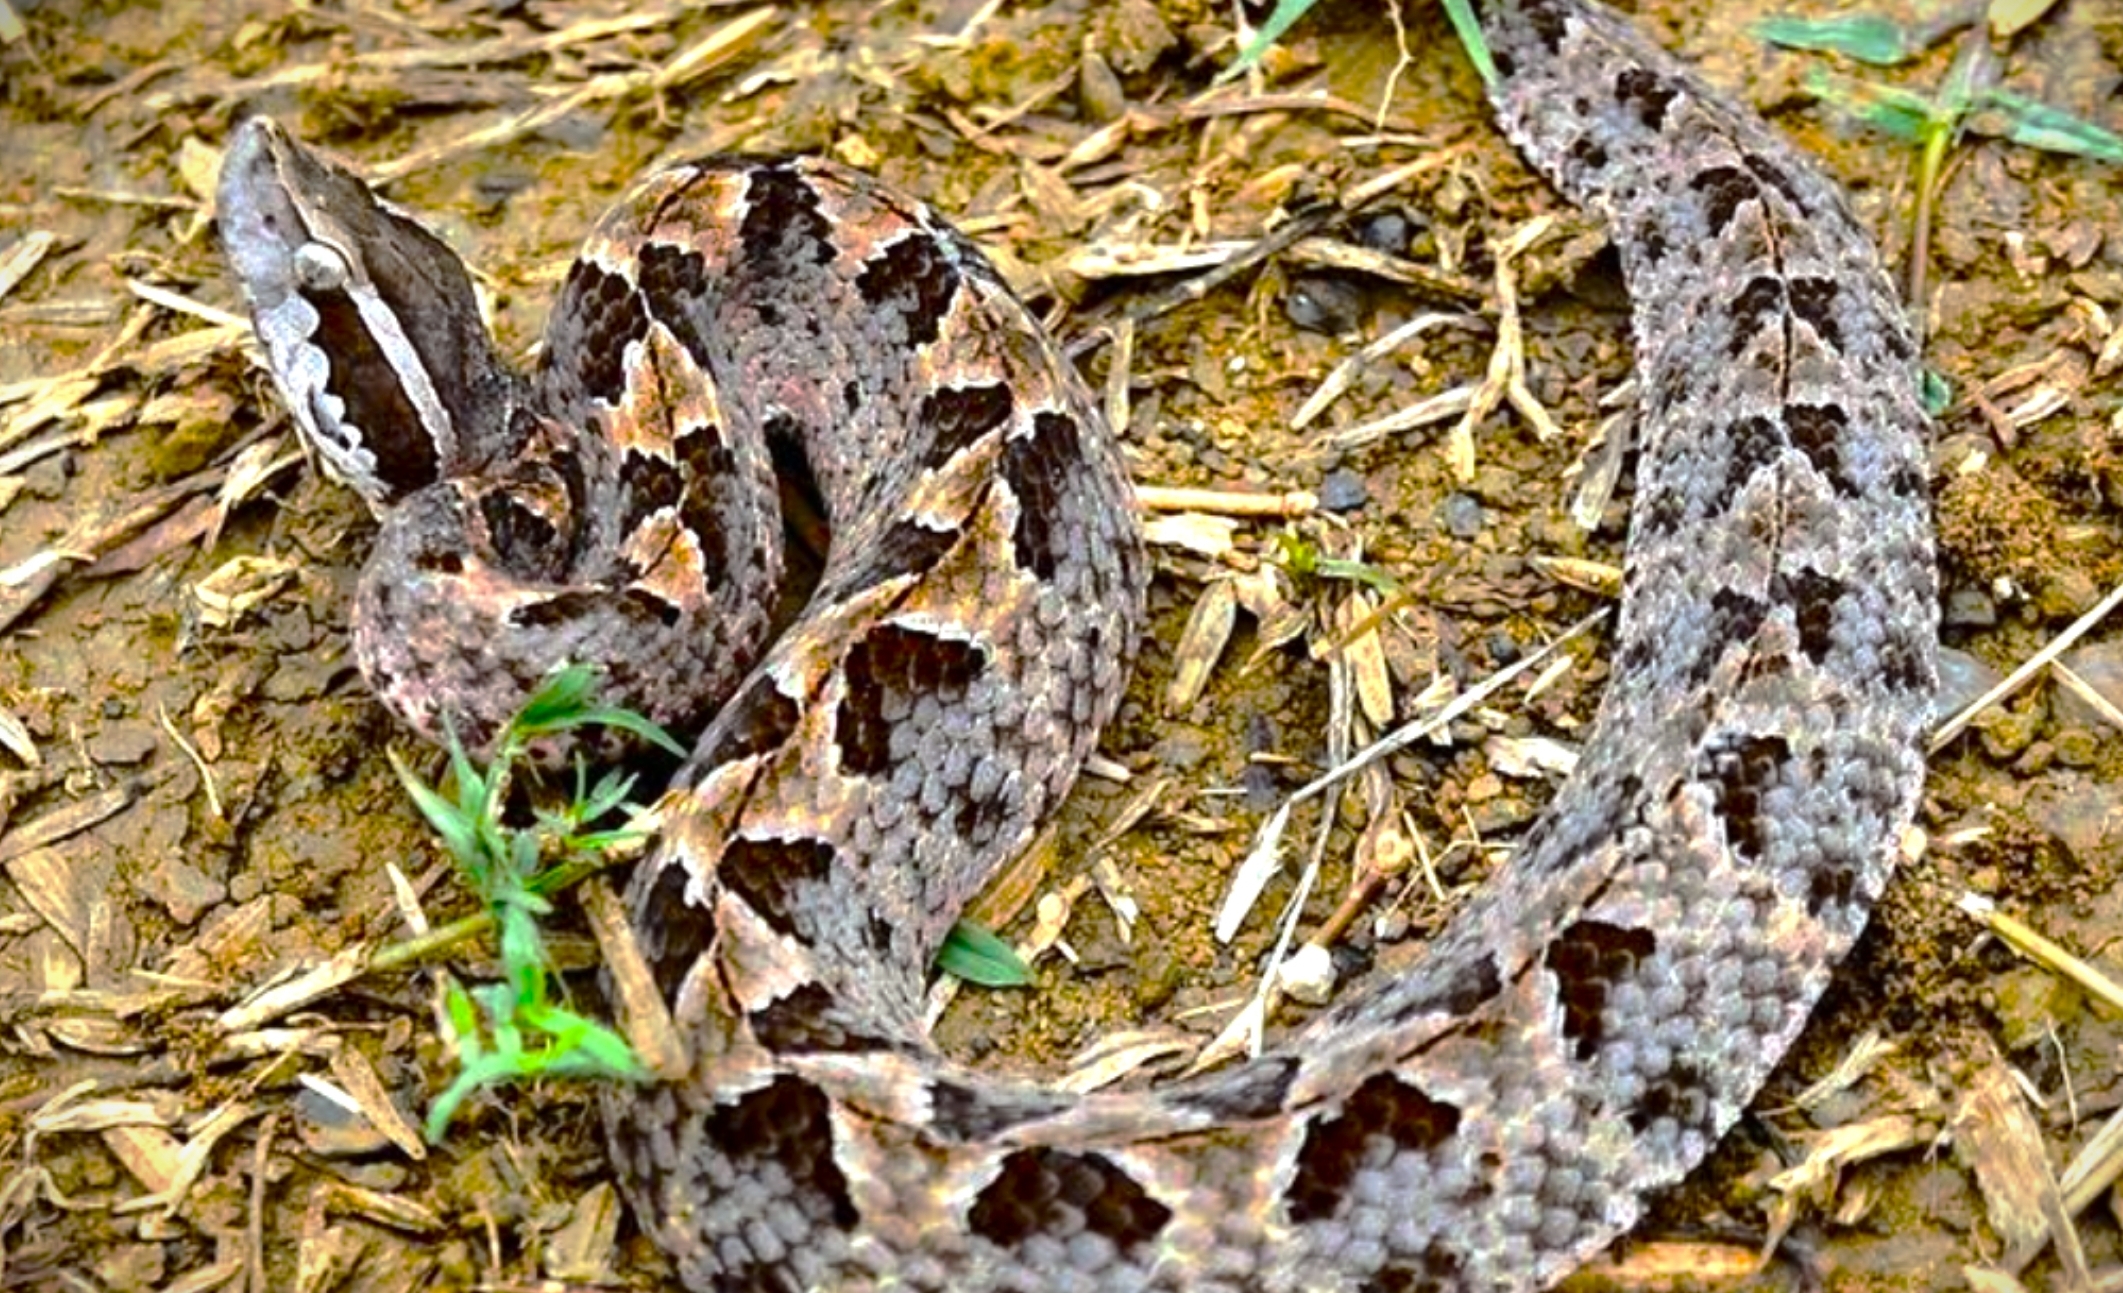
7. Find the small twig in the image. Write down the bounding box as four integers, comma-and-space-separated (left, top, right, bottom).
1135, 484, 1316, 517
366, 9, 776, 185
156, 702, 223, 820
1960, 893, 2123, 1016
247, 1112, 277, 1293
1930, 578, 2123, 753
1216, 608, 1608, 941
1070, 148, 1479, 360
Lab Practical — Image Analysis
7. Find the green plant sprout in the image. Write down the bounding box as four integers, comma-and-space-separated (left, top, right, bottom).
398, 664, 1032, 1138
1270, 530, 1405, 596
394, 663, 683, 1140
936, 917, 1034, 987
1226, 0, 1490, 86
1758, 6, 2123, 316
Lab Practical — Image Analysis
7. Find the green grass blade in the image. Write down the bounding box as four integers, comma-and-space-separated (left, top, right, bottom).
390, 749, 485, 866
1974, 88, 2123, 162
510, 662, 601, 733
1220, 0, 1320, 82
1755, 13, 1924, 65
1440, 0, 1495, 88
558, 704, 688, 755
937, 919, 1032, 987
1802, 67, 1943, 143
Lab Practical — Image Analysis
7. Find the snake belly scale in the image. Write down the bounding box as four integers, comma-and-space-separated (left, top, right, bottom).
215, 0, 1937, 1288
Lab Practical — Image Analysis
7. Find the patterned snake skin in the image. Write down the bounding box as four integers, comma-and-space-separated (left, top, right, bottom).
216, 0, 1938, 1288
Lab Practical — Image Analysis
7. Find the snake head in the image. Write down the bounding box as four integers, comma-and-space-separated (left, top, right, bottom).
216, 115, 519, 513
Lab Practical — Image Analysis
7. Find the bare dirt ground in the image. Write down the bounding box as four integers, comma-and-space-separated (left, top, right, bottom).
3, 0, 2123, 1289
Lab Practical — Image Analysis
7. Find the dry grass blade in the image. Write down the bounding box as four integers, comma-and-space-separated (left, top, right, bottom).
1931, 578, 2123, 753
1959, 893, 2123, 1015
1141, 511, 1239, 557
1771, 1028, 1896, 1114
2048, 662, 2123, 733
1166, 579, 1238, 714
368, 9, 778, 184
583, 878, 686, 1081
149, 9, 693, 111
0, 780, 136, 866
2052, 1104, 2123, 1248
1320, 383, 1476, 452
1449, 215, 1562, 481
1567, 407, 1633, 529
0, 229, 55, 301
1216, 608, 1607, 942
1135, 484, 1316, 516
1292, 311, 1485, 430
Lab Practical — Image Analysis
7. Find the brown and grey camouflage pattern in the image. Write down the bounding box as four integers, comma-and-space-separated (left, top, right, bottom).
217, 0, 1935, 1287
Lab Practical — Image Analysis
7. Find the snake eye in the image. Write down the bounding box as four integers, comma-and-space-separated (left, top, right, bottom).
294, 242, 350, 290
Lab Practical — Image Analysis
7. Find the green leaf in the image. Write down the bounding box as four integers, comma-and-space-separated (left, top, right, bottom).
510, 662, 601, 734
442, 980, 483, 1048
1441, 0, 1496, 88
936, 919, 1032, 987
536, 703, 688, 756
1974, 88, 2123, 162
497, 907, 549, 1004
1309, 556, 1404, 595
440, 716, 493, 816
1270, 531, 1320, 577
390, 749, 486, 867
406, 653, 675, 1145
1921, 368, 1954, 416
1220, 0, 1320, 82
519, 1003, 644, 1076
577, 769, 640, 822
506, 830, 546, 892
558, 826, 650, 855
1755, 13, 1924, 65
424, 1058, 502, 1140
1802, 67, 1945, 143
501, 664, 687, 756
564, 1020, 646, 1076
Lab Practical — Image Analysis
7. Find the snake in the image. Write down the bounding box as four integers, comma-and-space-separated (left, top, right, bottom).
215, 0, 1939, 1288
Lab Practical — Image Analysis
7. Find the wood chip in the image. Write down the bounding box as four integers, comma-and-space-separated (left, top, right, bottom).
1166, 579, 1237, 714
1953, 1048, 2087, 1284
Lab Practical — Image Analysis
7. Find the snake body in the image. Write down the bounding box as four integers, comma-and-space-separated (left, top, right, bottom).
217, 0, 1937, 1288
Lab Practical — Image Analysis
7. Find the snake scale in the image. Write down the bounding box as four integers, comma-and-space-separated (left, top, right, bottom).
216, 0, 1938, 1288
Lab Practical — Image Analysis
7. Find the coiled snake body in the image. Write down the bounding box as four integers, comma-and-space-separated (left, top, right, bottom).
217, 0, 1937, 1288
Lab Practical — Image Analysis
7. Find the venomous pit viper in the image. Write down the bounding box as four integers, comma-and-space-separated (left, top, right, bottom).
216, 0, 1938, 1287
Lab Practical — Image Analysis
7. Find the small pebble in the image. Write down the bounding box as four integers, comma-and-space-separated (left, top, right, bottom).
1284, 274, 1363, 334
471, 169, 539, 208
1242, 713, 1281, 809
2056, 640, 2123, 730
1276, 943, 1337, 1005
1440, 492, 1484, 538
2027, 780, 2123, 863
2054, 727, 2101, 767
1934, 645, 2000, 723
1353, 208, 1414, 256
1317, 468, 1369, 513
1078, 50, 1126, 122
1943, 585, 1996, 628
295, 1086, 391, 1158
1242, 762, 1280, 811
